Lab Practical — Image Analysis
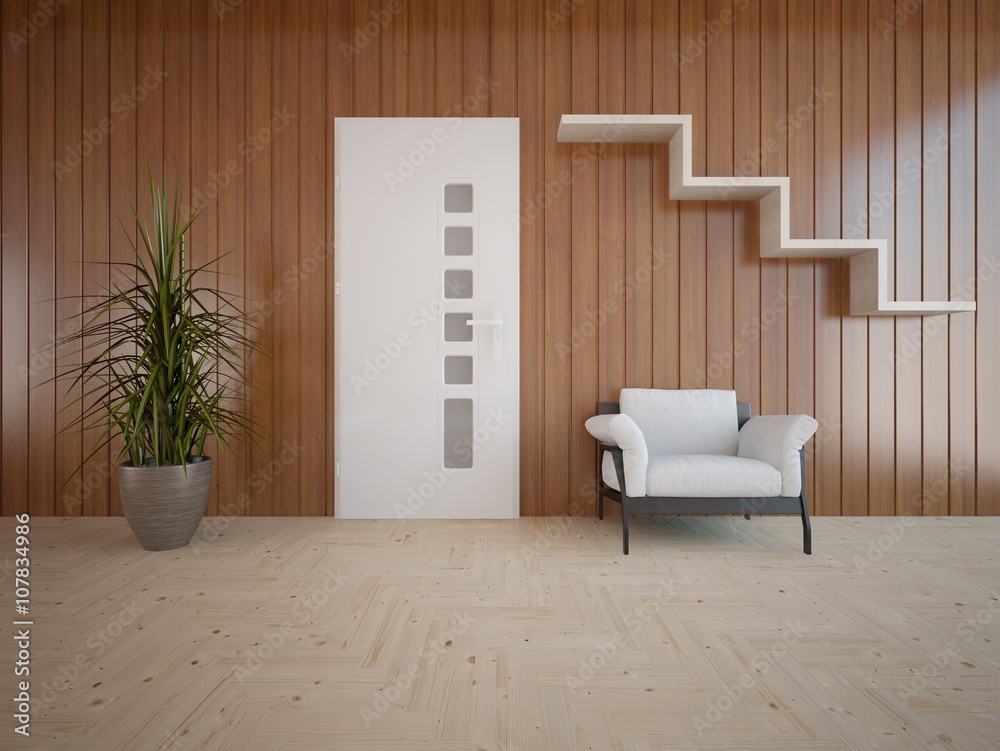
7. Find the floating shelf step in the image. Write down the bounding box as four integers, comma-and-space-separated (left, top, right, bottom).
557, 114, 975, 316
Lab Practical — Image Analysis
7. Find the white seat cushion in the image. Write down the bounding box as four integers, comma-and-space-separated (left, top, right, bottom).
619, 388, 739, 457
603, 453, 781, 498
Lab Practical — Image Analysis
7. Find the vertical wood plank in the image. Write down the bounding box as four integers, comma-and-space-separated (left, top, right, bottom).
298, 0, 326, 516
759, 0, 788, 417
136, 0, 164, 179
54, 0, 84, 515
490, 0, 517, 118
27, 0, 57, 515
678, 0, 707, 390
517, 0, 543, 516
920, 0, 951, 517
0, 4, 4, 512
976, 0, 1000, 515
435, 0, 462, 113
163, 0, 190, 198
1, 0, 31, 518
651, 0, 680, 391
732, 0, 761, 411
247, 0, 274, 515
272, 0, 301, 514
542, 0, 572, 514
841, 0, 869, 516
189, 0, 220, 515
380, 0, 408, 117
597, 0, 626, 406
463, 0, 490, 113
705, 0, 734, 392
895, 0, 923, 516
814, 0, 842, 516
867, 0, 897, 516
949, 0, 976, 515
353, 0, 380, 117
786, 0, 815, 506
408, 0, 435, 116
84, 15, 139, 519
215, 0, 248, 518
570, 0, 599, 515
624, 0, 653, 389
130, 0, 164, 518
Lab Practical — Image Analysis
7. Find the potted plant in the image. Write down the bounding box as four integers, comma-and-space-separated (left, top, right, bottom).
57, 172, 260, 551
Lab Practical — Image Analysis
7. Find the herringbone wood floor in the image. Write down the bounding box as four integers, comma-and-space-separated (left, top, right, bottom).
1, 515, 998, 750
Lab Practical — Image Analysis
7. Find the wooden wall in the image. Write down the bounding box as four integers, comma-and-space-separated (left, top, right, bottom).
2, 0, 998, 518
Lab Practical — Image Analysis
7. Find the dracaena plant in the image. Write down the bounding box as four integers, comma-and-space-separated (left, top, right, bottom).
58, 171, 262, 471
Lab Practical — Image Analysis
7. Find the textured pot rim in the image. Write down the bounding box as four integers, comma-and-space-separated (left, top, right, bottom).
120, 456, 212, 470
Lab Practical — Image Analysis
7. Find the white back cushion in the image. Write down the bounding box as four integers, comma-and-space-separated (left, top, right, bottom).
619, 388, 739, 457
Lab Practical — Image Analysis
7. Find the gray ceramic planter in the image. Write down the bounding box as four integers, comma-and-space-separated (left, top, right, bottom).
118, 458, 212, 551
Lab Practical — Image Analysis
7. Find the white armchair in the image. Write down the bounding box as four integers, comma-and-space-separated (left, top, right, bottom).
585, 389, 818, 555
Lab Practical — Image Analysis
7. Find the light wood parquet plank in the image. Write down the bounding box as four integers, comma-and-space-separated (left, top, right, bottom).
954, 712, 1000, 744
768, 653, 889, 750
936, 721, 1000, 751
1, 516, 999, 749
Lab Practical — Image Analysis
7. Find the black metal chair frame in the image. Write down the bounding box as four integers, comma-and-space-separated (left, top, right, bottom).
595, 401, 812, 555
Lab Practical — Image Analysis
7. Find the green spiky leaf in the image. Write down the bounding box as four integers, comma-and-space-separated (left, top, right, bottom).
52, 168, 265, 479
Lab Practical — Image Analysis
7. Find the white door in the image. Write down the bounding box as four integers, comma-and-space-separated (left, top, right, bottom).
335, 118, 519, 519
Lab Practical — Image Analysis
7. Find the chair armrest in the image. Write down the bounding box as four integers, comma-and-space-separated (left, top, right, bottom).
738, 415, 818, 497
585, 414, 648, 496
584, 414, 618, 445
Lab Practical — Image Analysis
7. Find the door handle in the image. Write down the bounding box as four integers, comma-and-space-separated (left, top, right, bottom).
466, 309, 503, 363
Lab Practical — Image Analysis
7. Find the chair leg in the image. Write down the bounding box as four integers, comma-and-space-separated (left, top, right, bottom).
796, 448, 811, 555
800, 496, 812, 555
597, 450, 605, 519
621, 496, 630, 555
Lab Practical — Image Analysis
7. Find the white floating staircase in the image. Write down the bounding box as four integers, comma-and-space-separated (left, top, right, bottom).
557, 114, 975, 316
